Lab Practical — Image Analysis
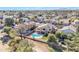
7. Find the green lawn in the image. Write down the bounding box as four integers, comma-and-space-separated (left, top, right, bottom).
42, 36, 48, 42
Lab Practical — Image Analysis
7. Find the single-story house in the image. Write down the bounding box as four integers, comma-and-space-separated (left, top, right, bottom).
73, 20, 79, 25
59, 25, 76, 34
35, 23, 57, 34
15, 22, 36, 36
50, 19, 58, 25
71, 19, 79, 27
59, 19, 70, 26
18, 17, 30, 23
37, 16, 44, 23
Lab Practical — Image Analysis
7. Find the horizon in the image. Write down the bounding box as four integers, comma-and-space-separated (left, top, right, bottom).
0, 7, 79, 10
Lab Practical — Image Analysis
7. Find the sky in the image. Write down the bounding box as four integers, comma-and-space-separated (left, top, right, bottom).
0, 0, 79, 7
0, 0, 78, 10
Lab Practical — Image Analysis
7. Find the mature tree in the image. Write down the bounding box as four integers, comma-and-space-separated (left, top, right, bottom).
9, 29, 17, 38
8, 37, 21, 52
19, 18, 24, 24
18, 26, 25, 40
55, 32, 67, 44
65, 33, 79, 52
47, 34, 63, 52
18, 12, 25, 18
8, 38, 33, 52
0, 27, 12, 44
55, 32, 62, 39
77, 25, 79, 32
3, 26, 11, 36
16, 40, 33, 52
58, 32, 79, 52
48, 34, 57, 43
5, 18, 14, 26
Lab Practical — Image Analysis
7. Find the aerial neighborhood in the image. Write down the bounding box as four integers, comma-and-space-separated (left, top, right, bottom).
0, 10, 79, 52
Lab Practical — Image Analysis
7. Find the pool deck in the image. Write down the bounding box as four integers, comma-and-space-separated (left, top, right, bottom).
24, 35, 47, 44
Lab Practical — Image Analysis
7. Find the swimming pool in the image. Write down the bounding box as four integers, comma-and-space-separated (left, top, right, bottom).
32, 33, 43, 39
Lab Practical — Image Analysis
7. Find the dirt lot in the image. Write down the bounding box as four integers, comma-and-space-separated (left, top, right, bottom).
0, 41, 9, 52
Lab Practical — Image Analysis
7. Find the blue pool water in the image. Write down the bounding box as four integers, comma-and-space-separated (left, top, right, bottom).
32, 33, 43, 39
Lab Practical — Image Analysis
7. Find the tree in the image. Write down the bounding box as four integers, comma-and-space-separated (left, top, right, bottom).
5, 18, 14, 26
55, 32, 62, 39
9, 29, 17, 38
3, 26, 11, 36
8, 38, 33, 52
55, 32, 67, 44
43, 33, 48, 37
18, 12, 24, 18
47, 34, 63, 52
16, 40, 33, 52
48, 34, 57, 43
19, 18, 24, 24
77, 25, 79, 32
60, 32, 79, 52
65, 33, 79, 52
18, 26, 25, 40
